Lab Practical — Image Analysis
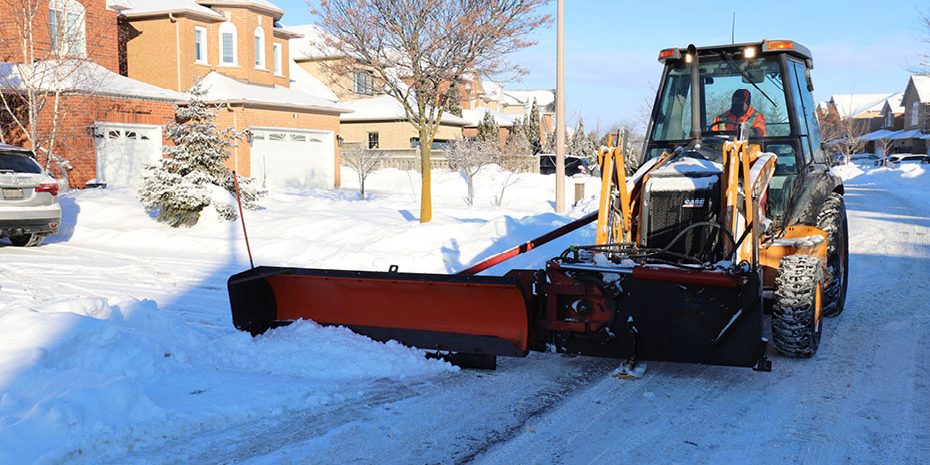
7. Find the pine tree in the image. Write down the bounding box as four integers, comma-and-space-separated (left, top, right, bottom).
476, 111, 499, 142
137, 80, 262, 227
543, 126, 557, 153
526, 99, 542, 154
505, 116, 532, 156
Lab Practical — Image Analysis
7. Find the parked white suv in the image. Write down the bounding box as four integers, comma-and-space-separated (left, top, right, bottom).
0, 144, 61, 246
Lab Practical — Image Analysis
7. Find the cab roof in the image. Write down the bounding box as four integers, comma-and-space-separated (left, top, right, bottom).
658, 40, 813, 64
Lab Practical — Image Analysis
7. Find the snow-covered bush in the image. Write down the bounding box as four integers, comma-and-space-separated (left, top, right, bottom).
138, 80, 262, 227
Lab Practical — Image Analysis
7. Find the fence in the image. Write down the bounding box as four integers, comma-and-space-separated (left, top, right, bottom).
340, 144, 540, 173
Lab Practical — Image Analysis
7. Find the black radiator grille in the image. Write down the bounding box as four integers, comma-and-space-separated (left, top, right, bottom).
645, 179, 722, 262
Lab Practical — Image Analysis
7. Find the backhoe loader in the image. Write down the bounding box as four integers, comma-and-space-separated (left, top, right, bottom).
228, 40, 848, 371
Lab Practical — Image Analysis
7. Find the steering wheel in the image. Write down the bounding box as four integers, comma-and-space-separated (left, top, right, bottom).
706, 120, 739, 138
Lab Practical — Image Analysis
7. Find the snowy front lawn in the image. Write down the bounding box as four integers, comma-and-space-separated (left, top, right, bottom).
0, 167, 601, 464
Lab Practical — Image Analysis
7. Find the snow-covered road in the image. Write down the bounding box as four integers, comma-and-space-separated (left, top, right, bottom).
219, 178, 930, 465
1, 166, 927, 464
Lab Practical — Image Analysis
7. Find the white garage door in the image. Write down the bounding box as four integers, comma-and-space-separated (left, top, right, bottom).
93, 123, 162, 187
250, 128, 334, 191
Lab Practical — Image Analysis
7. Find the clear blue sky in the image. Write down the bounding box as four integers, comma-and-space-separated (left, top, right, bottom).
278, 0, 928, 130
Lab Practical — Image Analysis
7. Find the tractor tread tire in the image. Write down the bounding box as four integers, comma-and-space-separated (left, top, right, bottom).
816, 193, 849, 317
772, 254, 824, 358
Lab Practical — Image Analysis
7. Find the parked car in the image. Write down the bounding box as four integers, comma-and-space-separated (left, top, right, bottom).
538, 154, 594, 176
875, 154, 928, 166
0, 144, 61, 246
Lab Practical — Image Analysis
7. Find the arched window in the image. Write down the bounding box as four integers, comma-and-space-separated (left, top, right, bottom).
49, 0, 86, 57
219, 22, 237, 65
253, 26, 265, 69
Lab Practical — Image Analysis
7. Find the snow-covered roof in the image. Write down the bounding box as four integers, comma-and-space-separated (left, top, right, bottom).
340, 95, 467, 125
830, 92, 895, 119
197, 0, 284, 19
480, 80, 505, 102
460, 108, 516, 127
860, 129, 897, 141
911, 75, 930, 103
0, 60, 185, 101
881, 92, 905, 115
117, 0, 286, 20
889, 129, 930, 140
288, 60, 338, 102
199, 71, 350, 113
116, 0, 225, 20
288, 24, 342, 60
0, 143, 31, 153
502, 89, 555, 109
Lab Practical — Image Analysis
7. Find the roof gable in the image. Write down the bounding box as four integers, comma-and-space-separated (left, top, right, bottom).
911, 75, 930, 103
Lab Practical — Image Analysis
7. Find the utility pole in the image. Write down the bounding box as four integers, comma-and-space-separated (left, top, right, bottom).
555, 0, 566, 212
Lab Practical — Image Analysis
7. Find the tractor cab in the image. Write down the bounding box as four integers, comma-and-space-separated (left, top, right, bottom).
642, 40, 828, 224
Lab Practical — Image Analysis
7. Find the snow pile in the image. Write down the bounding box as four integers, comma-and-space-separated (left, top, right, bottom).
0, 295, 451, 464
832, 162, 927, 186
0, 165, 600, 463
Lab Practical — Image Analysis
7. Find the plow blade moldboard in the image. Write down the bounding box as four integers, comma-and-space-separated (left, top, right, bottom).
552, 270, 765, 368
228, 266, 530, 356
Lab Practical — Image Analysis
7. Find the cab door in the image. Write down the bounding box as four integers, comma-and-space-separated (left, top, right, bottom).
782, 57, 842, 226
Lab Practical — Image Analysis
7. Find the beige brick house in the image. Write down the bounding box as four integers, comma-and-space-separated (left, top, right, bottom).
288, 24, 469, 154
120, 0, 351, 190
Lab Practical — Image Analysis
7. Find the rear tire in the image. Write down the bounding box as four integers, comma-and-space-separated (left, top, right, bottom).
9, 233, 44, 247
772, 254, 824, 358
817, 193, 848, 317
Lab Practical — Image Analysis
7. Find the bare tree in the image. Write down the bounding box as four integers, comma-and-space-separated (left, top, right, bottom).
876, 136, 895, 165
494, 144, 525, 207
313, 0, 549, 222
0, 0, 103, 174
341, 146, 387, 199
446, 138, 500, 206
917, 10, 930, 73
818, 108, 866, 164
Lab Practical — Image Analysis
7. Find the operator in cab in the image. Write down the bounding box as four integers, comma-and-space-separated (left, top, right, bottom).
711, 89, 767, 137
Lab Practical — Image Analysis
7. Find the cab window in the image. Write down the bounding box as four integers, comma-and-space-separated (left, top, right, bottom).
651, 55, 791, 142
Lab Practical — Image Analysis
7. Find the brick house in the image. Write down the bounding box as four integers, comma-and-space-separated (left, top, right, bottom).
0, 0, 183, 188
898, 75, 930, 155
857, 76, 930, 157
118, 0, 351, 191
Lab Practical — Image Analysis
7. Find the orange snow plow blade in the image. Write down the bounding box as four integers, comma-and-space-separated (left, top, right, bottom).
228, 266, 530, 356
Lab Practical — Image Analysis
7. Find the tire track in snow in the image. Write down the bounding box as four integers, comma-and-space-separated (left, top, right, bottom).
57, 355, 616, 465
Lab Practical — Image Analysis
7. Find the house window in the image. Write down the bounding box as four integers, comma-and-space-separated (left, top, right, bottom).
368, 132, 379, 149
49, 0, 86, 57
220, 22, 237, 65
272, 43, 282, 75
194, 27, 208, 64
354, 71, 372, 95
410, 138, 451, 150
254, 26, 265, 69
884, 112, 893, 128
911, 102, 920, 127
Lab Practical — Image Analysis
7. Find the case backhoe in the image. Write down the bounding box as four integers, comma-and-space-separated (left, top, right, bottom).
228, 40, 848, 371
